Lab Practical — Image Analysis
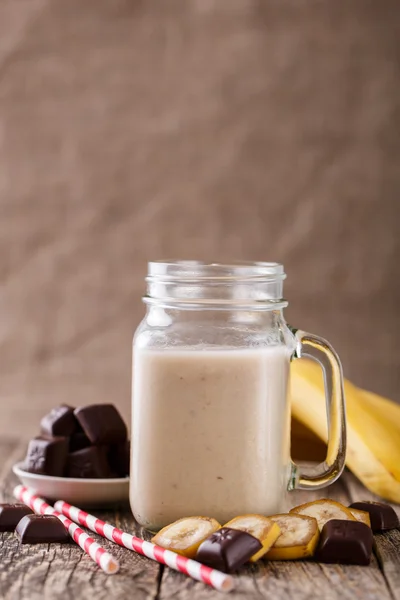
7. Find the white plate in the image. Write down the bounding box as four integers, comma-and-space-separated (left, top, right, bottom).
12, 462, 130, 507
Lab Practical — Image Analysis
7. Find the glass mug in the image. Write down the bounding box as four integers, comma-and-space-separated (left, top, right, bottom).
131, 261, 346, 530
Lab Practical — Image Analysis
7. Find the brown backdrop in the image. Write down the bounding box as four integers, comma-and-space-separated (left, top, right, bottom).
0, 0, 399, 438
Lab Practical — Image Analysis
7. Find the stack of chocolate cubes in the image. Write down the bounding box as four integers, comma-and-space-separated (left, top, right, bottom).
23, 404, 130, 479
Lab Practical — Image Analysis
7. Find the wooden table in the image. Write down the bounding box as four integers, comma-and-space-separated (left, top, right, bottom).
1, 439, 399, 600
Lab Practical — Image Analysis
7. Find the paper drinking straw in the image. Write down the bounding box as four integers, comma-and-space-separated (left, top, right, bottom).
54, 499, 234, 592
14, 486, 119, 575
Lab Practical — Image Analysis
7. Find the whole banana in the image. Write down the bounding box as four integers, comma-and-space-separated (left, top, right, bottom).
290, 360, 400, 503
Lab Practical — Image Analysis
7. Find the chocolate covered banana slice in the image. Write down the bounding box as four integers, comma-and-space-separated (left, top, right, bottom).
265, 514, 319, 560
224, 514, 281, 562
290, 499, 357, 530
151, 516, 221, 558
349, 508, 371, 527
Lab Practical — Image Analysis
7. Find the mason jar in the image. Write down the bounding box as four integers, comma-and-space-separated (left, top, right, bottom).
131, 261, 346, 531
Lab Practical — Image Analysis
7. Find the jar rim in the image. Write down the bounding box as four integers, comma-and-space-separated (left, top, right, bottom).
147, 260, 286, 281
145, 260, 287, 309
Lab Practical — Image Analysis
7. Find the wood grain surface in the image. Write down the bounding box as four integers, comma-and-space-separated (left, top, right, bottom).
0, 440, 399, 600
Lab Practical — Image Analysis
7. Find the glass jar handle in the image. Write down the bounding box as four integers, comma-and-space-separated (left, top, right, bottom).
289, 328, 347, 490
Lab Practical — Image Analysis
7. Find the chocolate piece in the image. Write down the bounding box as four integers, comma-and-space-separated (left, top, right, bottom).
40, 405, 79, 437
196, 527, 262, 573
108, 440, 130, 477
16, 514, 70, 544
74, 404, 127, 445
66, 446, 110, 478
317, 520, 373, 565
349, 501, 399, 532
69, 431, 91, 453
0, 504, 33, 532
24, 436, 69, 476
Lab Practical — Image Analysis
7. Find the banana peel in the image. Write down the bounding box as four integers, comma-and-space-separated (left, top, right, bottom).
290, 359, 400, 503
359, 388, 400, 436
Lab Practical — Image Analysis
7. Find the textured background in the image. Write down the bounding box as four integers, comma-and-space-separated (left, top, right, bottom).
0, 0, 399, 438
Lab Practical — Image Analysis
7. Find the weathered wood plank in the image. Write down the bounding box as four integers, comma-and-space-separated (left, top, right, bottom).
375, 531, 400, 600
344, 469, 400, 600
1, 442, 398, 600
0, 440, 160, 600
159, 473, 393, 600
0, 439, 24, 503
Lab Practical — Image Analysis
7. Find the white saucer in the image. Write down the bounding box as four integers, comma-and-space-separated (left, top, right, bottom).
12, 462, 130, 507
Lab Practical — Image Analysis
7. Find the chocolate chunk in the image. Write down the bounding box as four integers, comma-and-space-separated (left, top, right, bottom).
40, 405, 79, 437
349, 501, 399, 532
16, 514, 70, 544
196, 527, 262, 573
24, 436, 69, 476
66, 446, 110, 478
74, 404, 127, 445
0, 504, 33, 532
317, 520, 373, 565
69, 432, 91, 453
108, 440, 130, 477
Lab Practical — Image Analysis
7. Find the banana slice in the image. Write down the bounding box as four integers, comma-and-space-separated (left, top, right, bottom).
290, 499, 357, 530
224, 514, 281, 562
349, 508, 371, 527
265, 514, 319, 560
151, 516, 221, 558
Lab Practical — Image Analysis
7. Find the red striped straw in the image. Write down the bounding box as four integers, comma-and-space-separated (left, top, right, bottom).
54, 499, 234, 592
14, 486, 119, 575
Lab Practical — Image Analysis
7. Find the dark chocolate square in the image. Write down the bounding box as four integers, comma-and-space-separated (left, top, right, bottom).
196, 527, 262, 573
74, 404, 127, 444
66, 446, 110, 478
16, 514, 70, 544
69, 432, 91, 453
40, 405, 79, 437
24, 437, 69, 476
317, 520, 373, 565
108, 440, 130, 477
0, 504, 33, 532
349, 501, 399, 532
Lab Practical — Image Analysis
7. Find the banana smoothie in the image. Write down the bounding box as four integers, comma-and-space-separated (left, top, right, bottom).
131, 346, 291, 530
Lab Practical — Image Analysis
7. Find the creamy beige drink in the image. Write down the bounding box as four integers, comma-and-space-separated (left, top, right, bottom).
131, 346, 291, 530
